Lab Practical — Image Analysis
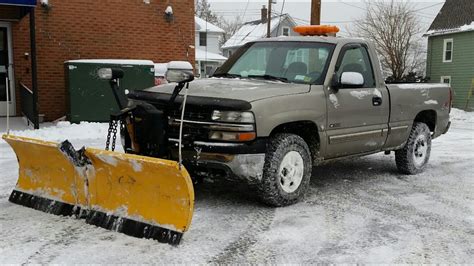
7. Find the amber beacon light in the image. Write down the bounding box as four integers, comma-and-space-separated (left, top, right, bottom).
293, 25, 340, 36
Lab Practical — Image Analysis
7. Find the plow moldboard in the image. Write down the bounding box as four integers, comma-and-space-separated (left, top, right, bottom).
3, 134, 194, 245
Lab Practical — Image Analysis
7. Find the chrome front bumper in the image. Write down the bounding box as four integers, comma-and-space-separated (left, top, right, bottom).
169, 139, 266, 183
202, 153, 266, 182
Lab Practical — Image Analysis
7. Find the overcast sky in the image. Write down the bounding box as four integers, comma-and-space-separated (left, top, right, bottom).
208, 0, 446, 36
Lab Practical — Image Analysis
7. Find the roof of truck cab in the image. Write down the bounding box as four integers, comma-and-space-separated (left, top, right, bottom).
251, 36, 368, 45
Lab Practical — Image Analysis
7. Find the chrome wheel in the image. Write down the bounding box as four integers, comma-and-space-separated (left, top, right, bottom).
412, 134, 428, 167
278, 151, 304, 193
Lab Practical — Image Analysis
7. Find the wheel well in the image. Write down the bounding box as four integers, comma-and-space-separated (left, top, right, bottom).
270, 121, 320, 161
414, 110, 436, 132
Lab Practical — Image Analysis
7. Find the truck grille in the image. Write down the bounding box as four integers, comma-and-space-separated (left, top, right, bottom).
168, 122, 211, 141
168, 108, 213, 141
169, 109, 212, 121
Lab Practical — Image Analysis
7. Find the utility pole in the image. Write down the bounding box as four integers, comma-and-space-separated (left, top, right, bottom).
311, 0, 321, 25
266, 0, 272, 38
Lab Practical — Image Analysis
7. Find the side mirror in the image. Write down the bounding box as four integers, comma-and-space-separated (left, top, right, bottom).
97, 68, 124, 80
166, 61, 194, 84
340, 72, 364, 88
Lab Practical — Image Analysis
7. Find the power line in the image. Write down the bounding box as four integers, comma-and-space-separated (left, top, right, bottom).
240, 0, 251, 20
229, 0, 251, 48
340, 1, 367, 11
412, 2, 444, 12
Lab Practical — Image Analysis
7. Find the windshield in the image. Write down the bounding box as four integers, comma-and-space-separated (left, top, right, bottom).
215, 41, 335, 84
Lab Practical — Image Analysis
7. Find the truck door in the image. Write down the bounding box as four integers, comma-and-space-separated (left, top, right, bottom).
325, 43, 389, 158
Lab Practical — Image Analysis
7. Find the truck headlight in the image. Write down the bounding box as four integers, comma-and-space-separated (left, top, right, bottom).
211, 110, 255, 123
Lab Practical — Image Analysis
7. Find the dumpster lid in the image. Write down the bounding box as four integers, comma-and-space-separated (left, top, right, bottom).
0, 0, 36, 7
65, 59, 154, 65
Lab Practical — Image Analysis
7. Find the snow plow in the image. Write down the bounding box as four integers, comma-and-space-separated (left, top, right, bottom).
4, 62, 196, 245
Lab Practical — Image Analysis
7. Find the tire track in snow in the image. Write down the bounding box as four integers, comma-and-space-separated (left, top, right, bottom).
210, 206, 276, 264
304, 155, 473, 263
196, 180, 277, 263
24, 223, 83, 264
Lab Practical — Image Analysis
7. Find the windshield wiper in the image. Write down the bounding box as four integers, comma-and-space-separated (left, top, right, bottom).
212, 73, 241, 78
248, 74, 288, 83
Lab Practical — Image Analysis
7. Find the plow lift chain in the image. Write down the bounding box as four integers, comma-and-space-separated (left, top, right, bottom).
105, 116, 118, 151
105, 112, 127, 152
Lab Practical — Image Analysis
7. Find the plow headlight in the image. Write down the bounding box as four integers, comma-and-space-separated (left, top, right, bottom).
97, 68, 124, 80
211, 111, 255, 123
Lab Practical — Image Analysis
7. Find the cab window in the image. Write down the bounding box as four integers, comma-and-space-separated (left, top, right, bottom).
217, 41, 335, 84
337, 45, 375, 87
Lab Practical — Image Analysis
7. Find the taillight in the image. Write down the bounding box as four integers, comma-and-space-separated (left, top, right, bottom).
448, 87, 453, 113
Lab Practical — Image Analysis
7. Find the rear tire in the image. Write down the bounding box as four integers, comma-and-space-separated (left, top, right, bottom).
258, 133, 312, 207
395, 122, 432, 174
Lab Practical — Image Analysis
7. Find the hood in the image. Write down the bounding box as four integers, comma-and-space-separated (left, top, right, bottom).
143, 78, 310, 102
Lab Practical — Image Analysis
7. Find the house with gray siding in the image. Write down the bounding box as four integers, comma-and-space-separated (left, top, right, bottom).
222, 6, 299, 58
424, 0, 474, 110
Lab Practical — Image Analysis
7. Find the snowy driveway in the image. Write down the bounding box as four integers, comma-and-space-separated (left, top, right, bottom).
0, 111, 473, 263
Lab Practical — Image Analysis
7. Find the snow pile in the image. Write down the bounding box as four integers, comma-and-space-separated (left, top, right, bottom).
450, 108, 474, 123
8, 122, 109, 143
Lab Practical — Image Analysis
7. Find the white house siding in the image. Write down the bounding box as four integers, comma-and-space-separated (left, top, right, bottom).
222, 16, 299, 58
195, 31, 222, 55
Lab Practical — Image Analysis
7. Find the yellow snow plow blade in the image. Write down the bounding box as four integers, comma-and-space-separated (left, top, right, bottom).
3, 134, 194, 245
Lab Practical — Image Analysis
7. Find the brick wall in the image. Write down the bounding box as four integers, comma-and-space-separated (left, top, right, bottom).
11, 0, 195, 121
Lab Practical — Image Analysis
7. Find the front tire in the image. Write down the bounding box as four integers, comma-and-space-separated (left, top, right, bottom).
258, 134, 312, 207
395, 122, 432, 174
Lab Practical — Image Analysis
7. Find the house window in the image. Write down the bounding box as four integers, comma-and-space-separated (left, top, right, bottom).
282, 27, 290, 36
440, 76, 451, 85
199, 32, 207, 46
443, 39, 453, 62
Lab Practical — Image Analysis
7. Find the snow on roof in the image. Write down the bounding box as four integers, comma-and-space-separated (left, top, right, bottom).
222, 14, 295, 49
425, 0, 473, 37
424, 21, 474, 37
66, 59, 154, 65
426, 0, 473, 33
195, 48, 227, 62
195, 16, 225, 33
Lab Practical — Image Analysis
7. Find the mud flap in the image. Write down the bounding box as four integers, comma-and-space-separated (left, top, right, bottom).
3, 134, 194, 245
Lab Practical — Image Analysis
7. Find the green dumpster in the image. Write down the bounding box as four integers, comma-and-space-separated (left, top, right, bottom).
65, 59, 155, 123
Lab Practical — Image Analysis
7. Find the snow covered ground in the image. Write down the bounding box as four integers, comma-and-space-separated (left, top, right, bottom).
0, 110, 473, 263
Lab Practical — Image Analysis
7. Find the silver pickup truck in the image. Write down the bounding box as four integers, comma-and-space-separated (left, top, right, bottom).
126, 36, 452, 206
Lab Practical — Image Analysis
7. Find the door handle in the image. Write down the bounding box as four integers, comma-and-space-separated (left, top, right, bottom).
372, 96, 382, 106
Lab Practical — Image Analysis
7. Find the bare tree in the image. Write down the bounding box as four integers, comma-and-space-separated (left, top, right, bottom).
195, 0, 220, 25
217, 15, 243, 46
353, 0, 425, 81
